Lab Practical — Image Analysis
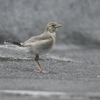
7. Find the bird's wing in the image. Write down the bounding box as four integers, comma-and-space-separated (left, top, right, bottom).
21, 33, 52, 47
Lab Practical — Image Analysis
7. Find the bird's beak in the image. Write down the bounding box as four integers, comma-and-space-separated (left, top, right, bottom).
55, 24, 62, 28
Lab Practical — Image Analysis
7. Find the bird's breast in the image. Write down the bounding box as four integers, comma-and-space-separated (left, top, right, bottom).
48, 32, 56, 45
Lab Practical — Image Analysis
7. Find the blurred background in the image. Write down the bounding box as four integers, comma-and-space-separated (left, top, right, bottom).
0, 0, 100, 48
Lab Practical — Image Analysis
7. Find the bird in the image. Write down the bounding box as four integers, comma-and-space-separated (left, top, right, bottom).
4, 22, 62, 73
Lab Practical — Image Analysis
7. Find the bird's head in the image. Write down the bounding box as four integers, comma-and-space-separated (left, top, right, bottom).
45, 22, 62, 33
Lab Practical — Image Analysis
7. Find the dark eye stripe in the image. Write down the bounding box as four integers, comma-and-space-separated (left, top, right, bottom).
52, 25, 55, 27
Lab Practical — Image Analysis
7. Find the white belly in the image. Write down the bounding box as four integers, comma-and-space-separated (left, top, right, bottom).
26, 39, 54, 55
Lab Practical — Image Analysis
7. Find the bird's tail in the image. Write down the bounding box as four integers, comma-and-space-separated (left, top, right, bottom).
4, 40, 22, 46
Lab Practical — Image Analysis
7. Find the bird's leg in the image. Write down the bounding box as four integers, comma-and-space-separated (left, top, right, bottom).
34, 54, 42, 72
34, 54, 50, 73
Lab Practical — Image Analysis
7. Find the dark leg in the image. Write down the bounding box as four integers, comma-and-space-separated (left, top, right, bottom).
34, 54, 50, 73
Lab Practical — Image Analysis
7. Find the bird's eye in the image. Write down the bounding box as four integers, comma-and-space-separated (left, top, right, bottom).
52, 25, 55, 27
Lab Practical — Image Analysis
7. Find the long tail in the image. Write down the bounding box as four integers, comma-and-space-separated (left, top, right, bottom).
4, 40, 22, 46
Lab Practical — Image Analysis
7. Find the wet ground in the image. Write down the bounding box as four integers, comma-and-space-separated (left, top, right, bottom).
0, 45, 100, 100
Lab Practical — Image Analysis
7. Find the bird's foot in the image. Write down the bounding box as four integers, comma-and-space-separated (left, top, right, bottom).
34, 70, 51, 74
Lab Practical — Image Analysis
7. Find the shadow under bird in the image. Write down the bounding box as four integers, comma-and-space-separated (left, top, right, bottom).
4, 22, 62, 73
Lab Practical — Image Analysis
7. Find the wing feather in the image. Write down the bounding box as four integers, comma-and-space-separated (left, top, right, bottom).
22, 33, 52, 47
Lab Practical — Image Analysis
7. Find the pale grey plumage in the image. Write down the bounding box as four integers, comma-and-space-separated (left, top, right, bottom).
21, 22, 61, 55
4, 22, 62, 73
